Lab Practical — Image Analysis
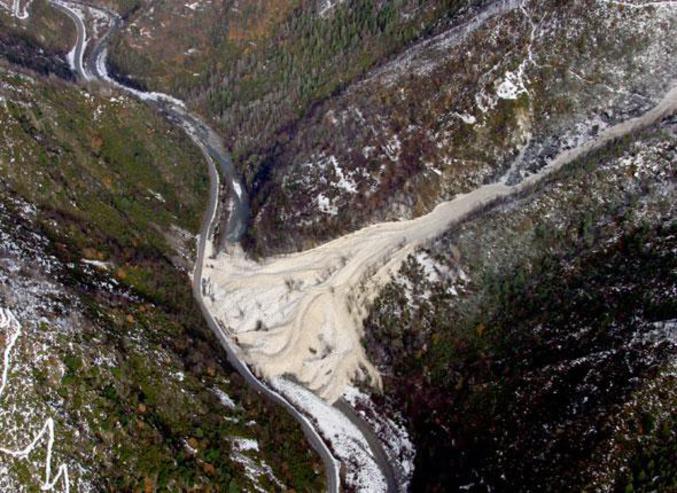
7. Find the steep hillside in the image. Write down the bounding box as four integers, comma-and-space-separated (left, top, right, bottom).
244, 0, 676, 254
107, 0, 479, 190
2, 0, 675, 491
0, 0, 74, 77
0, 65, 324, 492
363, 118, 676, 491
84, 1, 676, 257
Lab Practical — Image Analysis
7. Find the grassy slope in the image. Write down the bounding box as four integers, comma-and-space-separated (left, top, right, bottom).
0, 66, 207, 246
0, 0, 75, 77
108, 0, 477, 172
0, 65, 324, 491
363, 122, 677, 491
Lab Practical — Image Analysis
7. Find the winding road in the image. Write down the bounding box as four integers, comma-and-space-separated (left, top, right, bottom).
49, 0, 89, 80
44, 2, 344, 491
11, 0, 677, 491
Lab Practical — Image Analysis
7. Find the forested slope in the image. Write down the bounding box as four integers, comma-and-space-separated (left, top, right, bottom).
0, 64, 324, 492
364, 119, 676, 491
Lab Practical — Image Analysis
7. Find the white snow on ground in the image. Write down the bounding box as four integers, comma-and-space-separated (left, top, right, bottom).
452, 112, 477, 125
384, 135, 402, 162
414, 251, 454, 285
302, 154, 359, 194
65, 46, 76, 74
343, 386, 416, 489
476, 0, 537, 112
599, 0, 677, 8
231, 437, 259, 452
326, 155, 358, 193
367, 0, 522, 86
203, 85, 677, 407
147, 188, 166, 203
232, 180, 243, 199
229, 436, 284, 493
299, 153, 361, 215
496, 70, 527, 100
0, 310, 21, 402
80, 259, 111, 270
0, 308, 70, 492
212, 387, 236, 409
318, 0, 347, 17
0, 0, 32, 19
272, 377, 387, 492
317, 193, 338, 215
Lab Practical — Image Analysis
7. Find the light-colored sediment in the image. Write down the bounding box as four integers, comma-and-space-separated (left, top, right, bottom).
204, 84, 677, 404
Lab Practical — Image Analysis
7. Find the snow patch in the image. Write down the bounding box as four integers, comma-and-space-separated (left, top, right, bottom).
0, 308, 71, 492
213, 388, 236, 409
317, 193, 338, 215
343, 386, 416, 489
231, 437, 259, 452
496, 70, 528, 100
272, 377, 387, 492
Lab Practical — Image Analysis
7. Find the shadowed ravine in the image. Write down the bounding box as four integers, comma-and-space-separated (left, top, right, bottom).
6, 0, 677, 490
39, 1, 348, 491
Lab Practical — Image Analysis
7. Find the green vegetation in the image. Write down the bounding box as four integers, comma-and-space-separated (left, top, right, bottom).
364, 125, 676, 490
0, 65, 324, 491
110, 0, 477, 177
0, 66, 208, 257
621, 414, 676, 493
218, 0, 673, 256
0, 0, 74, 76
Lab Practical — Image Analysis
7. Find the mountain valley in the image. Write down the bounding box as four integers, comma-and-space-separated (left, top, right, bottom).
0, 0, 675, 492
